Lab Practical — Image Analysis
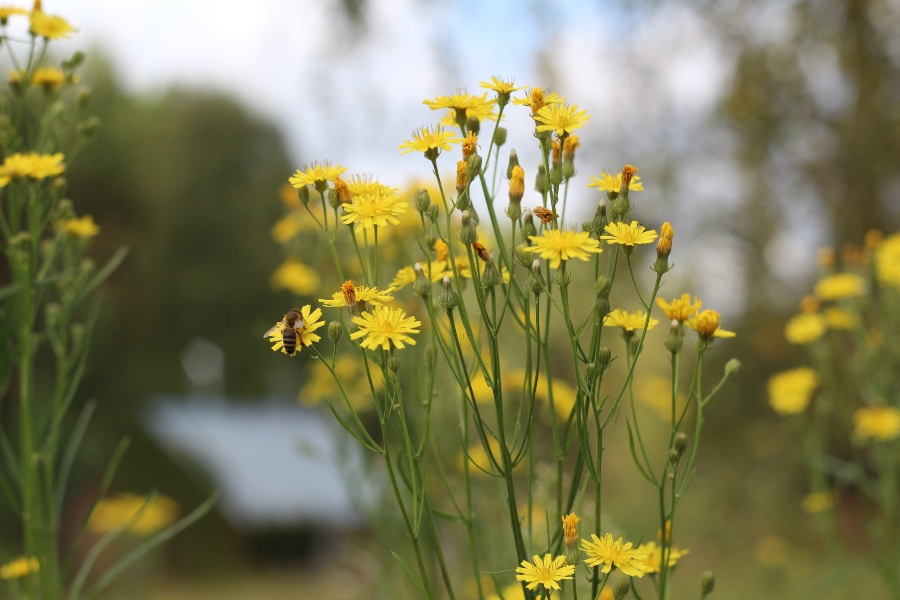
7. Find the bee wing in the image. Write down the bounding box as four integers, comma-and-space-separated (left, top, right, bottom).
263, 324, 280, 339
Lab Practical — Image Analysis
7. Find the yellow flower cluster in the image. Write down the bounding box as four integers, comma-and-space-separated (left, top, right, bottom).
853, 406, 900, 442
88, 493, 179, 536
0, 556, 39, 580
0, 151, 65, 186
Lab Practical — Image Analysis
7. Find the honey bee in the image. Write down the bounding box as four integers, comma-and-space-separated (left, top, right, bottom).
263, 308, 305, 356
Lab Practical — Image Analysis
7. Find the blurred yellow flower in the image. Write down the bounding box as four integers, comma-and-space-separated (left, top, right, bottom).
601, 221, 657, 246
854, 406, 900, 441
802, 490, 836, 514
300, 356, 381, 412
587, 171, 645, 193
522, 228, 602, 269
320, 283, 394, 308
31, 66, 64, 91
515, 554, 575, 591
340, 190, 408, 231
814, 273, 866, 300
755, 536, 788, 568
604, 308, 659, 332
784, 313, 826, 344
581, 533, 647, 577
534, 103, 591, 136
346, 173, 397, 198
0, 7, 27, 21
875, 233, 900, 288
0, 556, 39, 579
460, 436, 501, 477
30, 10, 76, 39
399, 126, 462, 156
267, 305, 325, 356
486, 583, 525, 600
423, 90, 495, 114
288, 161, 346, 188
637, 375, 687, 420
350, 305, 421, 351
89, 493, 179, 536
270, 259, 320, 296
390, 262, 448, 290
0, 151, 65, 185
637, 541, 689, 574
768, 368, 819, 415
656, 294, 702, 323
823, 307, 857, 330
598, 587, 614, 600
63, 215, 100, 237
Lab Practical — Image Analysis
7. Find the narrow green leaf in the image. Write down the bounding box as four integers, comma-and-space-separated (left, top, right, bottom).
74, 246, 128, 305
55, 400, 97, 517
626, 420, 657, 485
391, 551, 428, 600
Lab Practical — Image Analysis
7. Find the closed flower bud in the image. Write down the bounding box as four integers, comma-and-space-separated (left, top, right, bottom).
493, 127, 507, 147
521, 209, 537, 241
456, 160, 468, 196
700, 571, 715, 597
654, 221, 674, 273
585, 363, 597, 380
562, 513, 581, 565
297, 184, 310, 206
668, 449, 681, 466
535, 164, 548, 194
614, 578, 631, 600
515, 243, 533, 267
414, 188, 431, 213
438, 276, 458, 311
597, 347, 612, 371
328, 321, 343, 342
424, 232, 438, 249
628, 335, 640, 356
665, 319, 684, 354
388, 356, 401, 373
595, 275, 612, 298
466, 116, 480, 136
327, 189, 342, 209
458, 211, 478, 245
553, 267, 572, 286
725, 358, 741, 377
466, 154, 482, 182
612, 194, 630, 219
508, 165, 525, 210
413, 262, 432, 297
593, 296, 611, 319
694, 310, 721, 339
481, 255, 503, 288
427, 204, 440, 223
562, 156, 575, 180
528, 259, 546, 295
674, 432, 689, 456
506, 149, 520, 179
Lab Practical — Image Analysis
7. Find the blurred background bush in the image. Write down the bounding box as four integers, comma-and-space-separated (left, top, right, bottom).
2, 0, 898, 598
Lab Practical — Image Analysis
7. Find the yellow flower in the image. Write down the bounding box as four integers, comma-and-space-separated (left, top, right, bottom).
522, 228, 603, 269
270, 259, 320, 296
350, 305, 421, 351
340, 189, 408, 231
600, 221, 657, 246
767, 368, 819, 415
0, 556, 39, 579
0, 151, 65, 186
802, 491, 836, 514
581, 533, 648, 577
875, 233, 900, 288
29, 10, 76, 39
63, 215, 100, 237
346, 173, 398, 198
562, 513, 580, 549
512, 88, 566, 116
423, 90, 495, 114
686, 309, 736, 339
604, 308, 659, 332
587, 171, 644, 193
814, 273, 866, 300
479, 76, 527, 96
515, 554, 575, 591
534, 103, 591, 136
486, 584, 525, 600
399, 125, 462, 156
656, 294, 702, 322
637, 375, 687, 420
0, 7, 27, 21
598, 587, 614, 600
637, 541, 689, 574
439, 104, 501, 127
390, 262, 448, 290
267, 305, 325, 355
784, 313, 826, 344
89, 493, 179, 535
300, 356, 381, 411
853, 406, 900, 441
31, 66, 64, 90
823, 307, 857, 330
320, 283, 394, 308
288, 161, 346, 188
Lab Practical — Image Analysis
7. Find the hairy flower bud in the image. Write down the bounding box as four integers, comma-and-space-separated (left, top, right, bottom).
458, 210, 478, 245
466, 154, 482, 182
614, 578, 631, 600
595, 275, 612, 299
493, 127, 507, 147
466, 116, 480, 136
296, 184, 310, 206
328, 321, 343, 343
597, 347, 613, 371
665, 319, 684, 354
527, 259, 546, 295
725, 358, 742, 377
506, 149, 520, 179
521, 209, 537, 242
514, 243, 532, 267
674, 432, 689, 457
481, 255, 503, 288
414, 188, 431, 213
413, 262, 432, 297
535, 164, 548, 195
438, 275, 458, 311
700, 571, 715, 597
388, 356, 401, 373
327, 189, 341, 209
427, 204, 440, 223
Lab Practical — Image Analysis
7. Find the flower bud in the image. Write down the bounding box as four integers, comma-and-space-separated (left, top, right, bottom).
654, 221, 674, 273
585, 363, 597, 381
597, 347, 612, 371
674, 432, 689, 456
700, 571, 715, 597
628, 335, 640, 357
328, 321, 343, 343
414, 188, 431, 213
664, 319, 684, 354
593, 296, 611, 319
725, 358, 741, 377
296, 184, 310, 206
466, 154, 482, 182
562, 513, 581, 566
595, 275, 612, 298
562, 156, 575, 180
424, 232, 438, 249
553, 267, 571, 287
462, 132, 478, 161
481, 255, 503, 288
327, 189, 341, 209
466, 116, 480, 136
668, 449, 681, 466
508, 165, 525, 219
413, 262, 432, 297
527, 259, 546, 296
550, 164, 562, 186
388, 357, 401, 373
427, 204, 440, 223
694, 310, 721, 339
521, 209, 537, 241
506, 149, 520, 179
438, 275, 458, 311
535, 164, 548, 195
493, 127, 507, 147
514, 243, 532, 267
458, 211, 478, 245
614, 578, 631, 600
456, 160, 469, 199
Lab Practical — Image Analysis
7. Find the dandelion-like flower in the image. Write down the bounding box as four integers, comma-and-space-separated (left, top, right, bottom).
784, 313, 826, 344
479, 76, 527, 96
390, 263, 450, 289
267, 305, 325, 355
822, 307, 857, 330
320, 283, 395, 308
600, 221, 657, 246
288, 161, 346, 189
350, 305, 421, 350
637, 541, 689, 574
423, 90, 495, 114
0, 152, 65, 186
346, 174, 398, 198
0, 556, 39, 580
0, 7, 27, 22
604, 309, 659, 332
515, 554, 576, 591
340, 190, 409, 230
31, 66, 65, 91
853, 406, 900, 441
534, 103, 591, 136
814, 273, 866, 300
512, 88, 566, 116
656, 294, 702, 323
63, 215, 100, 237
686, 310, 736, 339
588, 171, 645, 193
522, 228, 603, 269
399, 126, 462, 156
581, 533, 648, 577
30, 11, 76, 39
767, 368, 819, 415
